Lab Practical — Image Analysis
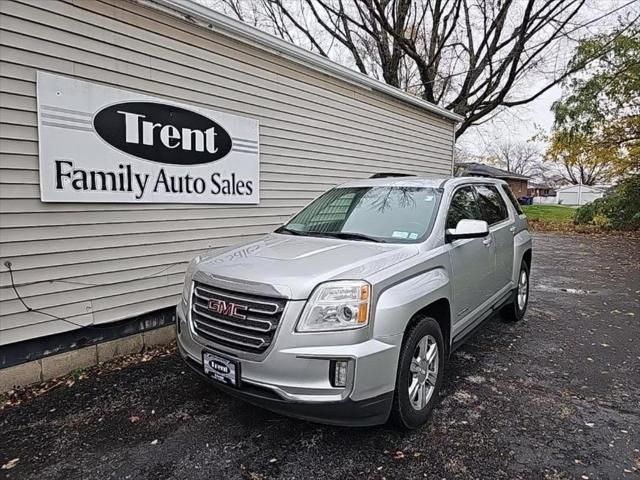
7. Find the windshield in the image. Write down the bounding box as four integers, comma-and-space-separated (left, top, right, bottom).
277, 186, 441, 243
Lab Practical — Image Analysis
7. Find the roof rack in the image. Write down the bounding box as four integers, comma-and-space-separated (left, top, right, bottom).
369, 173, 417, 179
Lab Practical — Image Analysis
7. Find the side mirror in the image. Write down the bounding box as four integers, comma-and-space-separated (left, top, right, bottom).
445, 219, 489, 242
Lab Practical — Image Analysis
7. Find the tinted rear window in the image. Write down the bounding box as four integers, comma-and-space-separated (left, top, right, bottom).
446, 186, 483, 229
501, 184, 524, 214
476, 185, 509, 225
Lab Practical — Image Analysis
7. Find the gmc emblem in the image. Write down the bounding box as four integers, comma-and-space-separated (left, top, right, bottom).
208, 298, 247, 319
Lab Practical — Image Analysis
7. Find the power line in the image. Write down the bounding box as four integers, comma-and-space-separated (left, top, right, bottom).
50, 262, 185, 286
3, 260, 183, 331
0, 261, 187, 289
5, 261, 119, 331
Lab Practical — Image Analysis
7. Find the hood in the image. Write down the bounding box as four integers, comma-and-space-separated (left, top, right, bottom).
193, 233, 418, 299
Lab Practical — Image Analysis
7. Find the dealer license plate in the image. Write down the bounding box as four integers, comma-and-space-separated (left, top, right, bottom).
203, 351, 239, 387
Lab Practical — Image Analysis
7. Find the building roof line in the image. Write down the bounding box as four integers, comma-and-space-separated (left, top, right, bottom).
454, 162, 530, 180
147, 0, 463, 123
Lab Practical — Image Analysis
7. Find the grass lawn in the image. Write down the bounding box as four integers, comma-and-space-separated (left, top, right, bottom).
522, 204, 576, 223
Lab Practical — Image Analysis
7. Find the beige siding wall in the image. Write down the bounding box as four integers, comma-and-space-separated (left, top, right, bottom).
0, 0, 455, 345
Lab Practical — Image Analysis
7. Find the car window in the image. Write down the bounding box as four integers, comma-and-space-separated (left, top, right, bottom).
283, 186, 441, 243
475, 185, 509, 225
446, 186, 482, 229
501, 184, 524, 214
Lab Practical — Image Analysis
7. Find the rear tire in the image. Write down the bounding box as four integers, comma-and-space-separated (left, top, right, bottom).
389, 315, 444, 430
502, 259, 530, 322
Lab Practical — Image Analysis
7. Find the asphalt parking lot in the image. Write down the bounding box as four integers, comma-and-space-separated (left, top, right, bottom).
1, 233, 639, 480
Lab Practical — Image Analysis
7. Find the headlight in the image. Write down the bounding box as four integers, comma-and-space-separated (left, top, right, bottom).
181, 255, 201, 306
297, 281, 370, 332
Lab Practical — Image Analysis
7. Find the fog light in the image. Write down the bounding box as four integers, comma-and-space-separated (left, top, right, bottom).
331, 360, 349, 387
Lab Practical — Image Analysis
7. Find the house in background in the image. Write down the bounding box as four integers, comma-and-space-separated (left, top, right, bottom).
454, 162, 530, 197
527, 182, 559, 204
528, 182, 557, 198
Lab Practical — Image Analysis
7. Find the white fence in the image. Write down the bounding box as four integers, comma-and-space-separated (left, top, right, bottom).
533, 196, 558, 205
557, 189, 604, 206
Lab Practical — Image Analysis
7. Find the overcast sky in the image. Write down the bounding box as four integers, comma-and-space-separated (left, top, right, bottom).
457, 84, 563, 156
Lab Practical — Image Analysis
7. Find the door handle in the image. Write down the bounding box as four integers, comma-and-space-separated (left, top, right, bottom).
509, 226, 516, 233
482, 238, 493, 247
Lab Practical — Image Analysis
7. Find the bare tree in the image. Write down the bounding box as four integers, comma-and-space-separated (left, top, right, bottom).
487, 140, 541, 176
228, 0, 417, 87
453, 144, 479, 164
205, 0, 622, 139
559, 155, 611, 185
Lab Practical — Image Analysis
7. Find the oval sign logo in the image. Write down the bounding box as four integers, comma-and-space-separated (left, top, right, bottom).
93, 102, 232, 165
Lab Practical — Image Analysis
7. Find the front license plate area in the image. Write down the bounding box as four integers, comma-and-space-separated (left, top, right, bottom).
203, 351, 240, 387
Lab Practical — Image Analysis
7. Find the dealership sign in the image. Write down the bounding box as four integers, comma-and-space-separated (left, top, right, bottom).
37, 72, 259, 203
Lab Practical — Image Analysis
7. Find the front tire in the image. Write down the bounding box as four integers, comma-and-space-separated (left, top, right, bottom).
389, 316, 444, 430
502, 259, 530, 322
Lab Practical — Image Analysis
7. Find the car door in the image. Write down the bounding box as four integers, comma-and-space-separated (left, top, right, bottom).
474, 184, 515, 293
446, 186, 496, 322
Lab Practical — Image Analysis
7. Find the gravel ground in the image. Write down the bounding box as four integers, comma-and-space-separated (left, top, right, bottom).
1, 233, 639, 480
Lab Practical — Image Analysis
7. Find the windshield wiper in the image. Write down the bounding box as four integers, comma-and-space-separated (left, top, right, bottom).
322, 231, 385, 243
274, 226, 304, 236
276, 227, 384, 243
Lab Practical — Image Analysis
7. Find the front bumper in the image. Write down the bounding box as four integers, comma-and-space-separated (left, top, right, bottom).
176, 300, 401, 426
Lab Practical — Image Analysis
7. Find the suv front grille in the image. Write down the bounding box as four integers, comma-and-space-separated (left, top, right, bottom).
190, 281, 287, 354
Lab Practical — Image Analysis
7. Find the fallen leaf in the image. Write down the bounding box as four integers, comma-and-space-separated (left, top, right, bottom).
393, 451, 405, 460
1, 458, 19, 470
1, 342, 178, 413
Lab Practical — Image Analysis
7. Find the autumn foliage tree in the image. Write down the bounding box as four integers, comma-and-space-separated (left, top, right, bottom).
546, 24, 640, 184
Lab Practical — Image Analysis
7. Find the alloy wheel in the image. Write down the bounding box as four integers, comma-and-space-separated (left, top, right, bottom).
517, 269, 528, 311
408, 334, 439, 410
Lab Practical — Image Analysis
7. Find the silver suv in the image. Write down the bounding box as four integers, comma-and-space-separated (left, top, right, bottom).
176, 175, 532, 428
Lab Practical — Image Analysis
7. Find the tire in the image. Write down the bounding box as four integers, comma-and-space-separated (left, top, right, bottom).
389, 315, 444, 430
502, 259, 530, 322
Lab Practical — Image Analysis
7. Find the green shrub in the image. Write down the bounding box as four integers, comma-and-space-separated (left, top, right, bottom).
574, 198, 601, 225
574, 175, 640, 230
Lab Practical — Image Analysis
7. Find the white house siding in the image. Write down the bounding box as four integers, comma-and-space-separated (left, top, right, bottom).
0, 0, 456, 345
